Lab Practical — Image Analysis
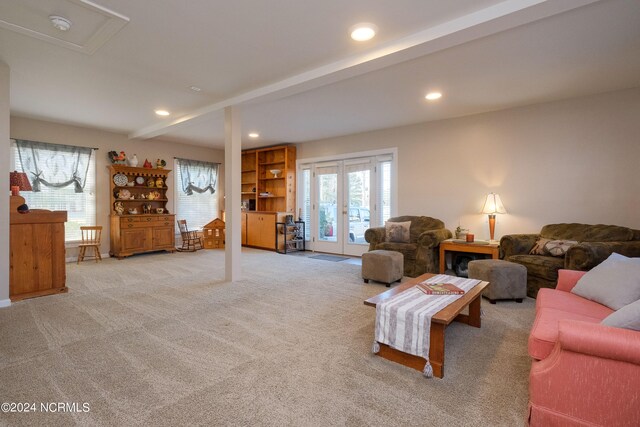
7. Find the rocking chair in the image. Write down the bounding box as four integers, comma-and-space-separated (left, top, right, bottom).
177, 219, 203, 252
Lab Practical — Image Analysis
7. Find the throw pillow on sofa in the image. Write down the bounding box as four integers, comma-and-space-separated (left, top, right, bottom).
529, 237, 551, 255
385, 221, 411, 243
572, 252, 640, 310
601, 299, 640, 331
543, 240, 578, 257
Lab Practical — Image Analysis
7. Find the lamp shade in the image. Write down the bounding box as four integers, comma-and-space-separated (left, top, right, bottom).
9, 171, 32, 191
480, 193, 507, 214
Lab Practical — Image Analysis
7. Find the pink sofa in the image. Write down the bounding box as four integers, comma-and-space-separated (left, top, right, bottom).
527, 269, 640, 427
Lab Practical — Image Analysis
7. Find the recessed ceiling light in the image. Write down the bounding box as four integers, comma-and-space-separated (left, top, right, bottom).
49, 15, 72, 32
248, 132, 259, 138
155, 110, 170, 116
189, 86, 202, 92
350, 23, 377, 41
425, 92, 443, 101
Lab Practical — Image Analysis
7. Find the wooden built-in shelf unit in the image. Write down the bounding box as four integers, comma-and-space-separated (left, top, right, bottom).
241, 145, 296, 213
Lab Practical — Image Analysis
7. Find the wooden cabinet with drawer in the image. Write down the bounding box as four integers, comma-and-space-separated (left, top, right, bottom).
110, 214, 176, 258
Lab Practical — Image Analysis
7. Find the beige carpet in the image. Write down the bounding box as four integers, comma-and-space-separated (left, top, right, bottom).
0, 249, 535, 426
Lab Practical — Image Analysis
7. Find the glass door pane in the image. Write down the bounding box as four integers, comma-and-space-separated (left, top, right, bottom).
378, 160, 392, 225
300, 168, 311, 241
314, 165, 341, 253
344, 162, 372, 256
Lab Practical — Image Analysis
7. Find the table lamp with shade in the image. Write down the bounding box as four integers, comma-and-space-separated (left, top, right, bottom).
480, 192, 507, 242
9, 171, 32, 213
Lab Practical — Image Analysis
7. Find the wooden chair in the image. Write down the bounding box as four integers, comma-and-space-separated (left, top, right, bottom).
177, 219, 203, 252
77, 226, 102, 264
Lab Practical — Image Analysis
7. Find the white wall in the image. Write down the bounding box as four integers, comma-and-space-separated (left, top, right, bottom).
0, 62, 10, 306
10, 116, 225, 257
296, 88, 640, 241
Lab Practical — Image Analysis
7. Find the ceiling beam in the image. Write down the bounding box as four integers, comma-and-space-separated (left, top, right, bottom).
129, 0, 600, 140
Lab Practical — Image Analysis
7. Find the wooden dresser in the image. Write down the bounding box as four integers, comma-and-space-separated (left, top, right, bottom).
9, 196, 67, 301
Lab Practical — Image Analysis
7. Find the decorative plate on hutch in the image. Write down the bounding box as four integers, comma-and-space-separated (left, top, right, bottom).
113, 173, 128, 187
135, 176, 145, 185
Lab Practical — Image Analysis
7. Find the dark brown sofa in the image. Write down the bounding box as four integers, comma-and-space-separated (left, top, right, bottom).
500, 223, 640, 298
364, 216, 452, 277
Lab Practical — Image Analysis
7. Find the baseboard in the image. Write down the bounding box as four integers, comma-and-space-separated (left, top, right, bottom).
65, 253, 111, 263
0, 299, 11, 308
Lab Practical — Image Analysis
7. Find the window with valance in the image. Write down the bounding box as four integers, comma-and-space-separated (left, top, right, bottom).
174, 158, 220, 230
11, 139, 96, 242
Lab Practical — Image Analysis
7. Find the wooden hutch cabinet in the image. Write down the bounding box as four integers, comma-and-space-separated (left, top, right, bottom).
240, 145, 296, 250
108, 165, 176, 258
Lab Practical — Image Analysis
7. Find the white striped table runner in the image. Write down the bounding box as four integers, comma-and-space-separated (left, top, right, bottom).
373, 274, 481, 377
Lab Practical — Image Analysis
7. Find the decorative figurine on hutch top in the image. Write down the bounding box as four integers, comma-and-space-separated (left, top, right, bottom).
108, 150, 126, 164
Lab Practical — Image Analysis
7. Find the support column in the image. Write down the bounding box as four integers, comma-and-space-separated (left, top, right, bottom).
224, 106, 242, 282
0, 62, 10, 307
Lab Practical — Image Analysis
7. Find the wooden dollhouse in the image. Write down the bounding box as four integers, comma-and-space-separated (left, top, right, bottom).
202, 218, 225, 249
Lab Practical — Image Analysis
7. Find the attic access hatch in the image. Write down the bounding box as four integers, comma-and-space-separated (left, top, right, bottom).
0, 0, 129, 54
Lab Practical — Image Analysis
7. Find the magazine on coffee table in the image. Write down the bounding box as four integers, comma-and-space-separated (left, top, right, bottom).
416, 282, 465, 295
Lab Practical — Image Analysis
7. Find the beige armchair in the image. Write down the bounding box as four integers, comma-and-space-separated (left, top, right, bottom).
365, 216, 452, 277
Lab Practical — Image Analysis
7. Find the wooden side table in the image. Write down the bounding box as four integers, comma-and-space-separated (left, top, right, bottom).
439, 239, 500, 273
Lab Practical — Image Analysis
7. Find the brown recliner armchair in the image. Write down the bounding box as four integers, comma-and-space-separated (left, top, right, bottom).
365, 216, 452, 277
500, 223, 640, 298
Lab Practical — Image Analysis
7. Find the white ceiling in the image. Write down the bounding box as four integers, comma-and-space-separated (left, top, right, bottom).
1, 0, 639, 149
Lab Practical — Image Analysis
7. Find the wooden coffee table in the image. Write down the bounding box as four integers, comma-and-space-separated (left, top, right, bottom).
364, 273, 489, 378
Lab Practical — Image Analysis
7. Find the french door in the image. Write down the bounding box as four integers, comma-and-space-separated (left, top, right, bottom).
302, 153, 394, 257
314, 164, 342, 254
343, 160, 373, 256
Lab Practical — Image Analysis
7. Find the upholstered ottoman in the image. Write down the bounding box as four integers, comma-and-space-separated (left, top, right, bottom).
362, 250, 403, 287
468, 259, 526, 303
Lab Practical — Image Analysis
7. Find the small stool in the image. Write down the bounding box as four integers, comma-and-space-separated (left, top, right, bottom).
362, 250, 403, 287
468, 259, 527, 303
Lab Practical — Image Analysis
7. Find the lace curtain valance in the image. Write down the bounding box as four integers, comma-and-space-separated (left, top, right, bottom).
177, 158, 219, 195
15, 139, 93, 193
